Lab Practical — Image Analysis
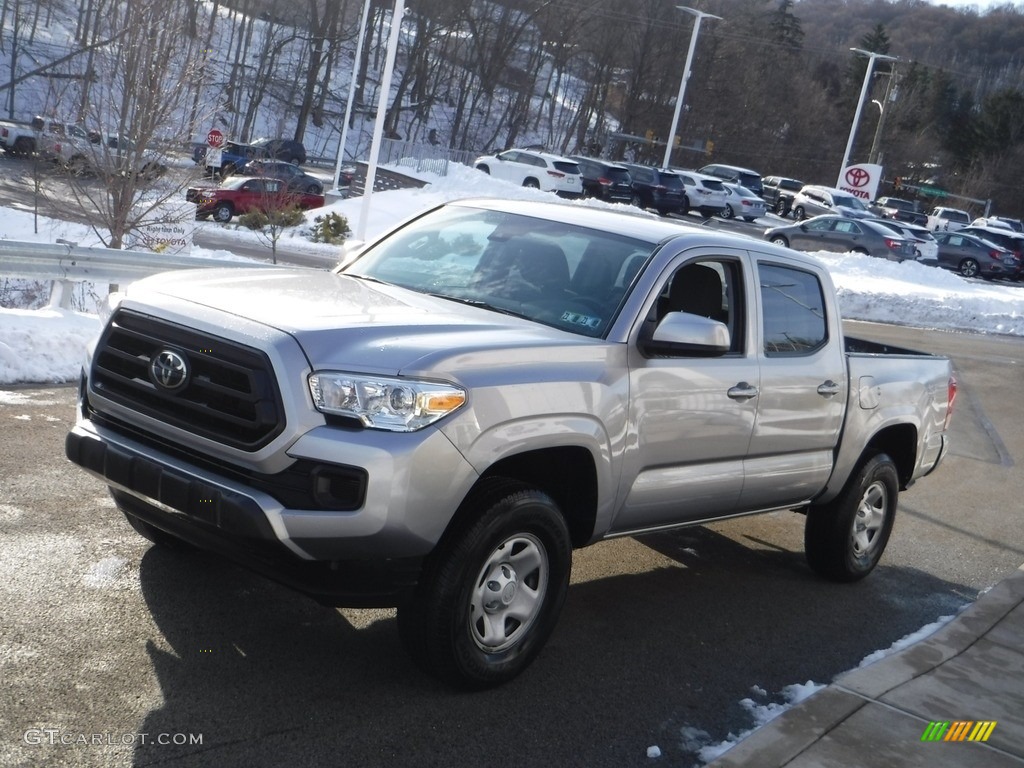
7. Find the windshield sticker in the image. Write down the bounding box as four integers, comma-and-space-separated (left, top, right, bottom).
561, 311, 602, 329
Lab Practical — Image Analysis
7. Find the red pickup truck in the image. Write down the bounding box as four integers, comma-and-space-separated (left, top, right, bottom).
186, 176, 325, 223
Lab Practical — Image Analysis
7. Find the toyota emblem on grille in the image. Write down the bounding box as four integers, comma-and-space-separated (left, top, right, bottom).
150, 349, 189, 391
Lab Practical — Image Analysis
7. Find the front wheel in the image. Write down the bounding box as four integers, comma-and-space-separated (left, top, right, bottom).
213, 203, 234, 223
770, 235, 789, 247
397, 479, 572, 689
804, 452, 898, 582
794, 205, 807, 221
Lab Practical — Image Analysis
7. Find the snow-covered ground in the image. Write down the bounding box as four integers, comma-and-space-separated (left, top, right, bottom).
2, 162, 1021, 386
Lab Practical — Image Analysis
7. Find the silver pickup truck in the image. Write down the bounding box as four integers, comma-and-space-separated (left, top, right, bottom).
66, 198, 956, 688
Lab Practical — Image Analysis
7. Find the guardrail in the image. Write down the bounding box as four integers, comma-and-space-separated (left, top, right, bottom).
0, 240, 273, 309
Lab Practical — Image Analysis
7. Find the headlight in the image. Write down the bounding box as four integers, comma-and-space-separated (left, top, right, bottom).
309, 372, 466, 432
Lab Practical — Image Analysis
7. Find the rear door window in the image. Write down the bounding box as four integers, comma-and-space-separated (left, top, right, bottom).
759, 263, 828, 356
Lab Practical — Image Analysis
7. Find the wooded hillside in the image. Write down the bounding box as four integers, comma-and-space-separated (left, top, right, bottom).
2, 0, 1023, 214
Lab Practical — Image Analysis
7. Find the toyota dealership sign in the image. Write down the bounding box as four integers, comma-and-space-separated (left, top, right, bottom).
836, 163, 883, 202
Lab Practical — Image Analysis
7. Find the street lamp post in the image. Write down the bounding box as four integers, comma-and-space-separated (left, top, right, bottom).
662, 6, 721, 169
331, 0, 373, 194
837, 47, 896, 186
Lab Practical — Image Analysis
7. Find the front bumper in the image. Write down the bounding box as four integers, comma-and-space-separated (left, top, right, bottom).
66, 411, 479, 606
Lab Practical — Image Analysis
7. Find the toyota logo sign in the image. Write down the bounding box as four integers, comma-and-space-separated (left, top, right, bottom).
845, 167, 870, 188
150, 349, 189, 391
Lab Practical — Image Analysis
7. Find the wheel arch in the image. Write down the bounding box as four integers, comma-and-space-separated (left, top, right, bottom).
453, 446, 599, 548
865, 423, 918, 489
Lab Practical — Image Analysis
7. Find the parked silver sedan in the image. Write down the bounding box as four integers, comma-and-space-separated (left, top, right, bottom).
720, 182, 767, 221
764, 215, 917, 261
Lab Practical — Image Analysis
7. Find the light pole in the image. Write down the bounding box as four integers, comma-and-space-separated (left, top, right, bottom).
837, 48, 896, 186
332, 0, 373, 193
662, 6, 721, 169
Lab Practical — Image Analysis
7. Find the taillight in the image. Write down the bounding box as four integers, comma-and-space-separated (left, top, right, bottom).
990, 250, 1002, 259
944, 374, 957, 431
597, 176, 612, 187
884, 238, 901, 250
654, 184, 667, 191
546, 170, 565, 179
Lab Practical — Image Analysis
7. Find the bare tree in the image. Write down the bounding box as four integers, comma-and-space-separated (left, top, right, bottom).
60, 0, 208, 250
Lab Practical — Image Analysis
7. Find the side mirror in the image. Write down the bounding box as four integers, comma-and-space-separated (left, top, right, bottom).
649, 312, 730, 355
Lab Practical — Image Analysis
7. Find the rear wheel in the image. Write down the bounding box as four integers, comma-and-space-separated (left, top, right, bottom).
397, 479, 572, 689
13, 136, 34, 156
476, 164, 490, 174
719, 205, 734, 219
770, 235, 789, 247
805, 452, 898, 582
959, 258, 980, 278
523, 178, 540, 189
631, 193, 644, 208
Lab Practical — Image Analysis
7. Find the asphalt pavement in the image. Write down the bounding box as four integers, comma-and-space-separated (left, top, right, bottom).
708, 563, 1024, 767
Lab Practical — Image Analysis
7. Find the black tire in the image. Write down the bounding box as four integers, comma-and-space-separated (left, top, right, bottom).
213, 203, 233, 223
306, 183, 322, 194
775, 200, 788, 216
852, 247, 869, 256
397, 479, 572, 689
110, 489, 189, 550
122, 511, 188, 549
13, 136, 34, 156
805, 452, 899, 582
523, 178, 540, 189
476, 164, 490, 174
631, 193, 644, 209
794, 205, 807, 221
770, 234, 789, 247
959, 258, 980, 278
719, 205, 734, 220
679, 197, 690, 216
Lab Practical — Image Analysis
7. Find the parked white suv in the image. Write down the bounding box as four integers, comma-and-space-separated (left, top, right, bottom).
474, 149, 583, 198
792, 185, 871, 220
672, 169, 729, 217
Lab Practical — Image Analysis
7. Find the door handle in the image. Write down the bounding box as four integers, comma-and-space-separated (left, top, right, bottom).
727, 382, 759, 401
817, 380, 841, 397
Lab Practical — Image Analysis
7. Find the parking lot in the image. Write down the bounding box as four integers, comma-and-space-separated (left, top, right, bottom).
1, 321, 1022, 767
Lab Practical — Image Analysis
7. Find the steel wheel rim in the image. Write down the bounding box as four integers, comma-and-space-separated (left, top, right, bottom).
850, 480, 888, 559
469, 532, 548, 653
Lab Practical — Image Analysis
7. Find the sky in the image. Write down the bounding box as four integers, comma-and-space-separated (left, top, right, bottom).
0, 164, 1011, 760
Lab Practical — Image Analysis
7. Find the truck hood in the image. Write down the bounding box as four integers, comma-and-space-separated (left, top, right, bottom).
129, 267, 596, 375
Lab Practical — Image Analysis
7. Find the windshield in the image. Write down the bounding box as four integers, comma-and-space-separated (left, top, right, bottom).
835, 194, 868, 211
340, 205, 656, 338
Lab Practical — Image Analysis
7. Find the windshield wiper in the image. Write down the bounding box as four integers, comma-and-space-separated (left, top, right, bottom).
427, 293, 532, 320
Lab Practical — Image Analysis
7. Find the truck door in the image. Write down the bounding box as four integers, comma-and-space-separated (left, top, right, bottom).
737, 259, 846, 511
614, 253, 759, 532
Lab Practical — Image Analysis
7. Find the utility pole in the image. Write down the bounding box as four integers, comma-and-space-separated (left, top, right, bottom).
868, 63, 898, 166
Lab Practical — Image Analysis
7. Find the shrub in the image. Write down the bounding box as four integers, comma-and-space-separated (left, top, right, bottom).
309, 211, 351, 244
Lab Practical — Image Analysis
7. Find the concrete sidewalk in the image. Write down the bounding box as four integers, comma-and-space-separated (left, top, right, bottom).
707, 564, 1024, 767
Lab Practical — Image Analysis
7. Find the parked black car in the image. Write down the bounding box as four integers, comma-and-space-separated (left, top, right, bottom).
193, 137, 308, 176
250, 137, 307, 165
568, 156, 633, 203
761, 175, 804, 217
622, 164, 686, 216
241, 159, 324, 194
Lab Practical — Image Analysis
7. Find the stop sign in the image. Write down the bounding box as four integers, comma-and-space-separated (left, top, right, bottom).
206, 129, 225, 149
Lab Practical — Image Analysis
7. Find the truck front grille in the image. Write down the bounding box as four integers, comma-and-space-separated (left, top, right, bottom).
91, 309, 284, 450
